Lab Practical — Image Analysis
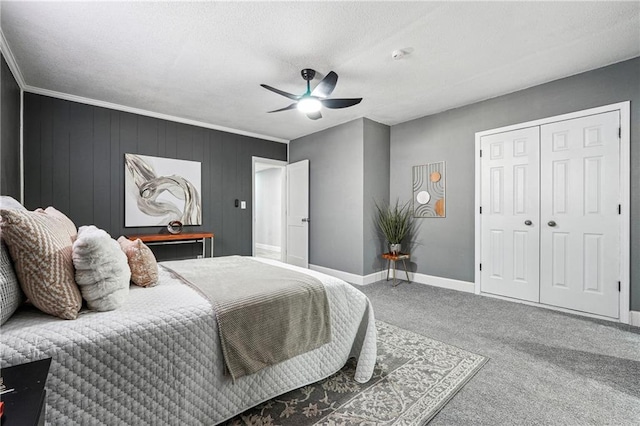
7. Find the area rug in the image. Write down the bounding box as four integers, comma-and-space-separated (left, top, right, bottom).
222, 321, 488, 425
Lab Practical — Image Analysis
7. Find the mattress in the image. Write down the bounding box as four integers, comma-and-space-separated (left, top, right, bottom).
0, 257, 377, 425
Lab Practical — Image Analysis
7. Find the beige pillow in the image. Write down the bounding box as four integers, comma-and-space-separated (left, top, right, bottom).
0, 209, 82, 319
35, 206, 77, 240
117, 237, 159, 287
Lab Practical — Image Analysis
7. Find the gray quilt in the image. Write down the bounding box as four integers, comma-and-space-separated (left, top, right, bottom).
0, 257, 377, 425
162, 256, 331, 380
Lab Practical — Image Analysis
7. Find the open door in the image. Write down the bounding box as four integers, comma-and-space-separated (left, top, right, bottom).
286, 159, 309, 268
252, 157, 287, 261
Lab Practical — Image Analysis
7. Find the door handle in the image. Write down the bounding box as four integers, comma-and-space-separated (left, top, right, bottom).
302, 218, 310, 223
548, 221, 557, 227
524, 220, 532, 226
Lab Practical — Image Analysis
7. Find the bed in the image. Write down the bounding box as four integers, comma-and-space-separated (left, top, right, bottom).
0, 256, 377, 425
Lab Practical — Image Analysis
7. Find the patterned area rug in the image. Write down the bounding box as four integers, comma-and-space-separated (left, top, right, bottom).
223, 321, 488, 425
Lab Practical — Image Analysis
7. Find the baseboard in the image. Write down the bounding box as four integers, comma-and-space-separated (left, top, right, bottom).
310, 263, 633, 324
363, 270, 387, 285
255, 243, 281, 252
309, 264, 385, 286
308, 264, 473, 293
411, 273, 475, 293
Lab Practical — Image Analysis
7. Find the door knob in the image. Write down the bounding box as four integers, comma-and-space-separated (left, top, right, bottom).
548, 221, 557, 227
302, 218, 310, 223
524, 220, 532, 226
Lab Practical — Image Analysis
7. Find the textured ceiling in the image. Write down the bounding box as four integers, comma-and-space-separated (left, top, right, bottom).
2, 1, 639, 142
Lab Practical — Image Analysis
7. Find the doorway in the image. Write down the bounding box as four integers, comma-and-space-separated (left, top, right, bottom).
252, 157, 287, 261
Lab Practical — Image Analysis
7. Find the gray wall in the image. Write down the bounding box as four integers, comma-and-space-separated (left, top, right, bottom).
255, 167, 282, 248
363, 118, 390, 275
390, 57, 640, 310
289, 119, 365, 275
1, 54, 21, 199
289, 118, 391, 276
23, 93, 287, 260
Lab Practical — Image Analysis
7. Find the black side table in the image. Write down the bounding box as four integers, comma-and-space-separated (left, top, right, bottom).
1, 358, 51, 426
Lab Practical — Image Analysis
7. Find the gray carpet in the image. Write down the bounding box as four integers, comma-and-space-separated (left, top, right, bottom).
356, 280, 640, 425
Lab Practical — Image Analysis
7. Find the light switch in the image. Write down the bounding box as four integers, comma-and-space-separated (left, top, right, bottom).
240, 201, 246, 209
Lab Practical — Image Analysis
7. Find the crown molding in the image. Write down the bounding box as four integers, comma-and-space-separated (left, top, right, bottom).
24, 86, 289, 144
0, 28, 26, 89
1, 29, 288, 144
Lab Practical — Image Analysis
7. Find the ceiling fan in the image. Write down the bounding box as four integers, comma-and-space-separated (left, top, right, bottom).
260, 69, 362, 120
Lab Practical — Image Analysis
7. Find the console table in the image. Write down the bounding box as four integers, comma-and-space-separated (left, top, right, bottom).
127, 232, 214, 258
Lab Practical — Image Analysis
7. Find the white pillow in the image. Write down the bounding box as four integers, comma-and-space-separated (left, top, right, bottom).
72, 226, 131, 311
0, 196, 26, 211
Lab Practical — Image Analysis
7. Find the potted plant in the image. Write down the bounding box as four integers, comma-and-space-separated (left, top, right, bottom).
374, 200, 413, 254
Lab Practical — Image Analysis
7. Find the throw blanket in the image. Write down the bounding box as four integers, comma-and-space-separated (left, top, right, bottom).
161, 256, 331, 381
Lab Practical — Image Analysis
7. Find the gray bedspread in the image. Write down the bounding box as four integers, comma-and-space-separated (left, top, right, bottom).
161, 256, 331, 380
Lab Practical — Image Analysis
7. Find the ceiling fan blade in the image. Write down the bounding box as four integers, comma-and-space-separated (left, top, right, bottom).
311, 71, 338, 98
321, 98, 362, 109
267, 103, 298, 113
260, 84, 301, 101
306, 111, 322, 120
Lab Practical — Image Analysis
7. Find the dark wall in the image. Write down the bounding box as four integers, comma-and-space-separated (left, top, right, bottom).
23, 93, 287, 259
1, 54, 21, 199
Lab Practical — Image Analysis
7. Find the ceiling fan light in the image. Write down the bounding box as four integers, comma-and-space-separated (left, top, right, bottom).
297, 97, 322, 113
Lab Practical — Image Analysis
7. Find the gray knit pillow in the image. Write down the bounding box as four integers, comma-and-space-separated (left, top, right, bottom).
0, 242, 24, 325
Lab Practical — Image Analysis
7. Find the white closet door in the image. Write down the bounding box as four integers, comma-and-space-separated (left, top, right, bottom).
481, 127, 540, 302
539, 111, 620, 318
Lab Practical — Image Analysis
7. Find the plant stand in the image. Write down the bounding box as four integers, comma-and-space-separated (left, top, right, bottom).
382, 252, 411, 286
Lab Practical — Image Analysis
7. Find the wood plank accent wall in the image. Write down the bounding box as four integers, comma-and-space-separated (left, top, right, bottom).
23, 93, 287, 259
1, 54, 21, 199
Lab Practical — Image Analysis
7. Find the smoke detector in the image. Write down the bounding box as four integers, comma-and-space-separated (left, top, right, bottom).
392, 49, 406, 60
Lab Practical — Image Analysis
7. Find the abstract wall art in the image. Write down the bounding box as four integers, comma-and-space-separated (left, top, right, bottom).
125, 154, 202, 227
413, 161, 446, 218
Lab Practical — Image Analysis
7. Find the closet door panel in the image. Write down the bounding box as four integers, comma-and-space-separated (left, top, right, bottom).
539, 111, 620, 318
480, 127, 540, 302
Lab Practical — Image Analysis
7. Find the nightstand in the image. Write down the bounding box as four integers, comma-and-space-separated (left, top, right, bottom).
1, 358, 51, 426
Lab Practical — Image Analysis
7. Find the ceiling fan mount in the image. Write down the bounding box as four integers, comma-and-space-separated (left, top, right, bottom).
300, 68, 316, 81
260, 68, 362, 120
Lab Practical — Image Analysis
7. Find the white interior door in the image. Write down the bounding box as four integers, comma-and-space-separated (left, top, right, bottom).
480, 127, 540, 302
539, 111, 620, 318
286, 159, 309, 268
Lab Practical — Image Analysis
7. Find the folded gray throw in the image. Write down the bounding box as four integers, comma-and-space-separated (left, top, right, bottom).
161, 256, 331, 381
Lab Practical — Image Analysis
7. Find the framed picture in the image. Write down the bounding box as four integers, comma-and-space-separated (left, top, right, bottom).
124, 153, 202, 227
413, 161, 446, 218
